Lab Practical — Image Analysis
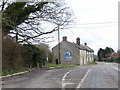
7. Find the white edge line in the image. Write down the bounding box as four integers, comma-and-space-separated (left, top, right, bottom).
76, 65, 94, 89
1, 71, 29, 79
112, 67, 120, 72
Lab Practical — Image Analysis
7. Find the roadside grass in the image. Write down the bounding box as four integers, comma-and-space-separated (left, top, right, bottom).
85, 61, 96, 65
0, 71, 2, 76
1, 64, 77, 76
45, 63, 77, 69
1, 62, 96, 76
2, 67, 28, 76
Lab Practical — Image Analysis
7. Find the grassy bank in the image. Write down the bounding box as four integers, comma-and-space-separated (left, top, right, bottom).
0, 71, 2, 76
2, 67, 28, 76
85, 61, 96, 65
45, 63, 77, 69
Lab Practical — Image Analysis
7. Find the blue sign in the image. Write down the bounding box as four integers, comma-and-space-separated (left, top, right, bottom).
64, 52, 72, 61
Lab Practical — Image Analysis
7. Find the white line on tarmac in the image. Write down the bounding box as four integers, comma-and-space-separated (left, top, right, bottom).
1, 71, 29, 79
61, 70, 74, 88
112, 67, 120, 72
76, 65, 94, 89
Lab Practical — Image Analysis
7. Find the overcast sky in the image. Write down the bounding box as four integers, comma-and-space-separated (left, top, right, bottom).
45, 0, 119, 54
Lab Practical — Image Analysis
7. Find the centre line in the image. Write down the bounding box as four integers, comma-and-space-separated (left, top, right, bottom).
76, 65, 94, 89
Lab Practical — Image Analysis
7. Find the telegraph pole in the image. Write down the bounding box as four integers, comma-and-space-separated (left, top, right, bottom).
58, 25, 61, 64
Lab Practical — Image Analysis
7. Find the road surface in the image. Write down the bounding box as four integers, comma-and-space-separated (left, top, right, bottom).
2, 62, 119, 89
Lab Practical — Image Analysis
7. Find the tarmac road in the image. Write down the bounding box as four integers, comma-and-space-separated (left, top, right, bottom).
80, 62, 119, 88
2, 62, 119, 89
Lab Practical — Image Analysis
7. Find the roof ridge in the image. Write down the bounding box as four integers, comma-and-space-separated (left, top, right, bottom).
52, 40, 94, 52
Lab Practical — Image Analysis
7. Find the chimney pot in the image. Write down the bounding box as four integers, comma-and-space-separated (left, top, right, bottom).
76, 37, 80, 45
63, 36, 67, 41
85, 43, 87, 46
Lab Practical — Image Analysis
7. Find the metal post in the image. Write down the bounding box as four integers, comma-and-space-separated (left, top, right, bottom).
58, 25, 61, 64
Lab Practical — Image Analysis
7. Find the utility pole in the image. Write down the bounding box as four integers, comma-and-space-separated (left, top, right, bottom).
58, 25, 61, 64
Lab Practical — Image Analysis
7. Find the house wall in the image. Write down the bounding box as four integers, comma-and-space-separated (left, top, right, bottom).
52, 41, 80, 65
80, 50, 87, 65
86, 52, 94, 62
90, 52, 94, 61
52, 40, 94, 65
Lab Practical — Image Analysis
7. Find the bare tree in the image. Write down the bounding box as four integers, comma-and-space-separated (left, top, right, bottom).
2, 1, 73, 44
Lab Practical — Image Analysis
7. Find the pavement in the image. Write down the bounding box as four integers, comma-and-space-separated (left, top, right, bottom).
1, 62, 119, 89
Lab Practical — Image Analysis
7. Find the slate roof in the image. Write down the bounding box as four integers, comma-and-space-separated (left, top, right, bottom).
62, 41, 94, 52
84, 45, 94, 52
52, 38, 94, 52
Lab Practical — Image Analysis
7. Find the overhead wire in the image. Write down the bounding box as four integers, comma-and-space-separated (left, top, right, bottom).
68, 21, 119, 28
74, 22, 119, 25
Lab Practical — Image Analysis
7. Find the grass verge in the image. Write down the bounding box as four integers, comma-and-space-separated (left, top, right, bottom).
85, 61, 96, 65
45, 63, 77, 69
2, 67, 28, 76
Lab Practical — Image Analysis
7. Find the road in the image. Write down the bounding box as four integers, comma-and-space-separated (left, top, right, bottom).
2, 62, 119, 89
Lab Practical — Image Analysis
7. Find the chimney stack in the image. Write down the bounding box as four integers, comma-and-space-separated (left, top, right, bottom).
63, 36, 67, 41
84, 43, 87, 46
76, 37, 80, 45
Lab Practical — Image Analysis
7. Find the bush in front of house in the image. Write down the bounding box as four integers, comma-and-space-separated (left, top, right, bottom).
111, 56, 120, 63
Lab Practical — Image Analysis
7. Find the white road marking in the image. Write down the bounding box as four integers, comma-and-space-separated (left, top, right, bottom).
105, 63, 119, 71
64, 82, 75, 85
76, 65, 94, 89
47, 70, 55, 72
1, 71, 29, 79
112, 67, 120, 72
61, 70, 74, 88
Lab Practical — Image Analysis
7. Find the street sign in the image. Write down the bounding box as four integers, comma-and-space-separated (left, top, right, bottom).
64, 52, 72, 61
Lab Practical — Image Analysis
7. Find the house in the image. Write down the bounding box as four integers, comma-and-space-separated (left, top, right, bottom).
110, 52, 120, 57
52, 36, 94, 65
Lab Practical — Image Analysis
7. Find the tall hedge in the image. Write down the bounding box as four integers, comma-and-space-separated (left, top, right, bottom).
2, 38, 24, 70
2, 38, 47, 71
22, 44, 46, 68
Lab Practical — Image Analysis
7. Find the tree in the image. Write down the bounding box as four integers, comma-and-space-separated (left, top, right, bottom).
2, 1, 73, 43
22, 44, 46, 68
97, 48, 105, 61
48, 50, 54, 63
1, 0, 73, 71
117, 50, 120, 53
97, 47, 114, 61
2, 1, 48, 35
36, 43, 49, 58
104, 47, 114, 58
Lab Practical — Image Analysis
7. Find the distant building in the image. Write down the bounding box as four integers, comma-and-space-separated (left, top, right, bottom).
52, 36, 94, 65
110, 52, 119, 57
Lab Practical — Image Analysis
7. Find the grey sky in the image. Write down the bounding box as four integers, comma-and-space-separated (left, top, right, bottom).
45, 0, 119, 54
2, 0, 119, 54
